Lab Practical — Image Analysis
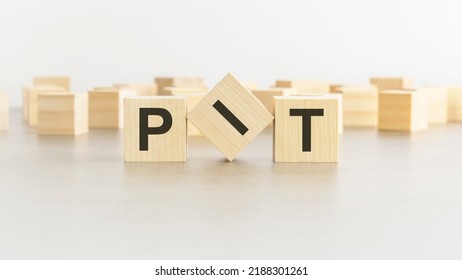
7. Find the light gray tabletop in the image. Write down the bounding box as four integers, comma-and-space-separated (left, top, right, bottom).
0, 110, 461, 259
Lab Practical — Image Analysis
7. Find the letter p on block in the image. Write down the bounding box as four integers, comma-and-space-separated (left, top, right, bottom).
124, 96, 187, 162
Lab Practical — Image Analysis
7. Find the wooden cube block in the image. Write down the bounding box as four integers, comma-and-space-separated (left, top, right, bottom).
33, 76, 70, 91
114, 84, 158, 96
251, 88, 297, 113
124, 96, 187, 162
187, 73, 273, 161
274, 80, 330, 94
341, 85, 378, 127
447, 87, 462, 122
171, 92, 206, 136
370, 77, 413, 91
273, 96, 338, 162
154, 77, 206, 95
24, 86, 66, 126
89, 88, 136, 128
244, 81, 259, 91
37, 93, 88, 135
378, 90, 428, 131
420, 87, 448, 124
163, 87, 208, 95
0, 92, 8, 131
330, 84, 345, 93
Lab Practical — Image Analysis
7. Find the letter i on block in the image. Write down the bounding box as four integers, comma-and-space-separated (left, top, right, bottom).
273, 96, 339, 162
124, 97, 187, 162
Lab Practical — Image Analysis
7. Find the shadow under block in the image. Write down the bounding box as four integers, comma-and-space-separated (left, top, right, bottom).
421, 87, 448, 124
273, 96, 338, 162
187, 73, 273, 161
378, 90, 428, 131
24, 86, 66, 126
89, 89, 136, 128
370, 77, 413, 91
114, 84, 158, 96
275, 80, 330, 94
341, 86, 378, 127
124, 97, 187, 162
37, 93, 88, 135
447, 87, 462, 122
154, 77, 206, 95
0, 92, 8, 130
172, 92, 206, 136
33, 76, 70, 91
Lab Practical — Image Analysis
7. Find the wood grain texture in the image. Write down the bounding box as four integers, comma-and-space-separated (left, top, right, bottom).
378, 90, 428, 131
274, 80, 330, 94
341, 85, 378, 127
89, 88, 136, 128
297, 93, 343, 134
37, 93, 88, 135
370, 77, 413, 91
24, 86, 66, 126
273, 96, 338, 162
154, 77, 206, 95
124, 96, 187, 162
420, 87, 448, 124
187, 73, 273, 161
447, 87, 462, 122
172, 92, 206, 136
33, 76, 70, 91
0, 92, 8, 130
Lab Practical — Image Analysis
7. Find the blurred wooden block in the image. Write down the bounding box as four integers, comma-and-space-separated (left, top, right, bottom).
22, 88, 29, 121
33, 76, 70, 91
330, 84, 345, 93
154, 77, 206, 95
370, 77, 413, 91
114, 84, 158, 96
244, 81, 259, 91
163, 86, 208, 95
37, 93, 88, 135
124, 96, 187, 162
447, 87, 462, 122
420, 87, 448, 124
24, 86, 66, 126
89, 88, 136, 129
171, 92, 206, 136
341, 86, 378, 127
251, 88, 297, 113
188, 73, 273, 161
274, 80, 330, 94
379, 90, 428, 131
273, 96, 338, 162
0, 92, 8, 131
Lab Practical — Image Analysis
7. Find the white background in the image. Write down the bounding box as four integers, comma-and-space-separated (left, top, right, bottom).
1, 0, 462, 107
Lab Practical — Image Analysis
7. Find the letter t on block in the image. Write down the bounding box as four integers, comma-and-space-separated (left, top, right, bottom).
124, 97, 187, 162
274, 96, 338, 162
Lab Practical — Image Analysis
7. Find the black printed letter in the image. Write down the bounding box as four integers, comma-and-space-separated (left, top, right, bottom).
290, 109, 324, 152
139, 108, 172, 151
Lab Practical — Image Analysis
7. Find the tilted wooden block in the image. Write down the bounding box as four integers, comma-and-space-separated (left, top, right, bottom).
163, 86, 208, 95
0, 92, 8, 131
33, 76, 71, 91
24, 86, 66, 126
154, 77, 206, 95
114, 84, 158, 96
37, 93, 88, 135
420, 87, 448, 124
124, 96, 187, 162
378, 90, 428, 131
447, 87, 462, 122
341, 85, 378, 127
274, 80, 330, 94
187, 73, 273, 161
171, 92, 206, 136
273, 96, 338, 162
89, 88, 136, 129
370, 77, 413, 91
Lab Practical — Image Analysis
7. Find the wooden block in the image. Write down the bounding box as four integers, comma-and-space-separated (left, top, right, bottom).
0, 92, 8, 131
341, 85, 378, 127
124, 96, 187, 162
447, 87, 462, 122
244, 81, 259, 91
330, 84, 345, 93
370, 77, 413, 91
251, 88, 296, 113
24, 86, 66, 126
171, 92, 206, 136
89, 88, 136, 128
163, 86, 208, 95
33, 76, 70, 91
274, 80, 330, 94
154, 77, 206, 95
187, 73, 273, 161
37, 93, 88, 135
420, 87, 448, 124
378, 90, 428, 131
273, 96, 338, 162
114, 84, 158, 96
